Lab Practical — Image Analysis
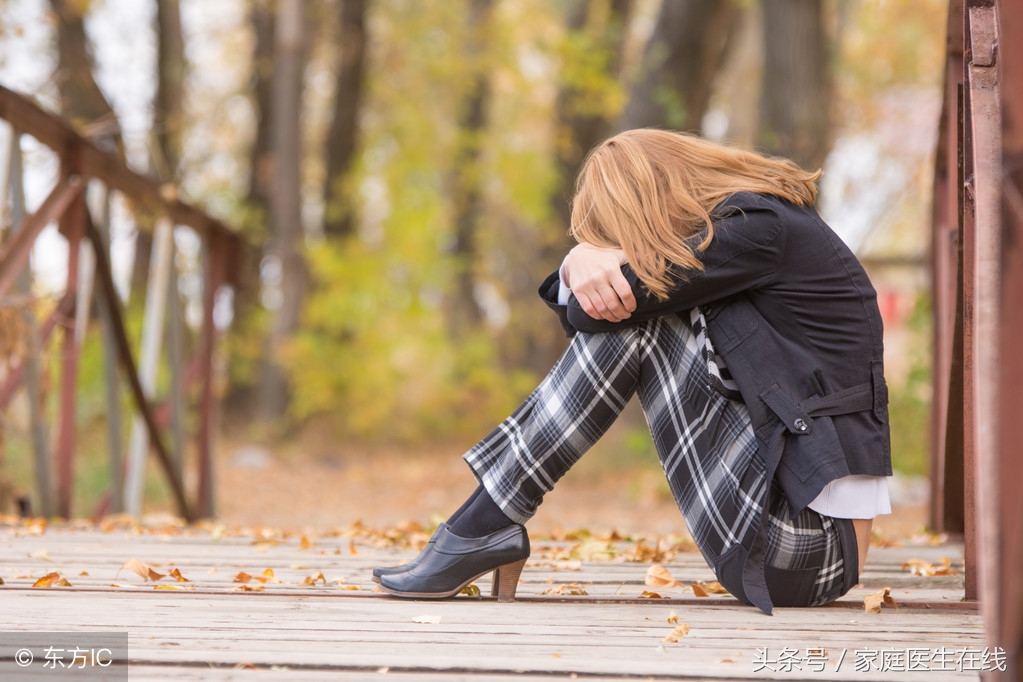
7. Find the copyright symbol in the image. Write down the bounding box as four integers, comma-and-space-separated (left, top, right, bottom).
15, 648, 33, 667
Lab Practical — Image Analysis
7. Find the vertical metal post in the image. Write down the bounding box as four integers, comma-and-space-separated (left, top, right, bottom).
54, 183, 85, 519
87, 185, 124, 513
123, 217, 174, 516
5, 132, 52, 517
196, 234, 225, 519
165, 229, 185, 479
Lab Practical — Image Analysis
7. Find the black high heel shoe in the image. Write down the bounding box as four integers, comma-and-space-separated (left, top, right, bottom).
377, 524, 529, 602
372, 523, 448, 583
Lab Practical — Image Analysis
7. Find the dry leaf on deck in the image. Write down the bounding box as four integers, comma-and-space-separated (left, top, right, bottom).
543, 582, 589, 596
167, 568, 190, 582
638, 590, 666, 599
299, 536, 316, 550
33, 572, 71, 588
662, 623, 691, 642
667, 610, 679, 624
254, 568, 280, 584
864, 587, 899, 613
645, 564, 683, 589
300, 571, 326, 587
117, 559, 165, 582
232, 583, 265, 592
153, 584, 193, 591
901, 557, 958, 576
691, 580, 728, 597
233, 571, 254, 583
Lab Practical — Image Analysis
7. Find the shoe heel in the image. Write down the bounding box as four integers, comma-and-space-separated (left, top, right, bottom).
491, 558, 527, 602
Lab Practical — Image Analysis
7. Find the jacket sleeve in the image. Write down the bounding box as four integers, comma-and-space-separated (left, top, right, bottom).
540, 194, 787, 335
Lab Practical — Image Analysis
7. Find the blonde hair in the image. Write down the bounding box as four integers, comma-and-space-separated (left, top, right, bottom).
569, 129, 821, 300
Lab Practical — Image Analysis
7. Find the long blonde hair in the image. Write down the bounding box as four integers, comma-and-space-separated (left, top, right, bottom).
569, 129, 821, 300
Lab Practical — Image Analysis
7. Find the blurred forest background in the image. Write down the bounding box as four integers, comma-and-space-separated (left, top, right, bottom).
0, 0, 945, 526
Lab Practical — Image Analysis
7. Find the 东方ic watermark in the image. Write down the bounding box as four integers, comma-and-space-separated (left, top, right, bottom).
0, 632, 127, 680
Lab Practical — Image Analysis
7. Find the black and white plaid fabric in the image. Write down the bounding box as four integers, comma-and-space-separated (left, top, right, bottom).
464, 309, 850, 607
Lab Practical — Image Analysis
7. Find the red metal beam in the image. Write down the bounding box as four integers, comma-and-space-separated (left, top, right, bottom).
0, 85, 242, 284
0, 176, 85, 300
84, 213, 195, 522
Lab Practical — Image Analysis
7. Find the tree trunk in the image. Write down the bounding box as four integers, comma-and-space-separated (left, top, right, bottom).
322, 0, 369, 239
153, 0, 187, 180
445, 0, 494, 339
617, 0, 739, 133
47, 0, 124, 155
550, 0, 633, 238
256, 0, 309, 420
758, 0, 831, 171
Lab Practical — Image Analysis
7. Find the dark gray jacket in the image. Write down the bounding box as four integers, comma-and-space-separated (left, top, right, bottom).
539, 192, 891, 612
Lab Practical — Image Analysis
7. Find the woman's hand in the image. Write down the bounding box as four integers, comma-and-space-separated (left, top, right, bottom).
562, 243, 637, 322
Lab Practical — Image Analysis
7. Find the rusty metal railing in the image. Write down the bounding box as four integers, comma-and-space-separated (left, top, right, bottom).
0, 84, 242, 522
930, 0, 1021, 677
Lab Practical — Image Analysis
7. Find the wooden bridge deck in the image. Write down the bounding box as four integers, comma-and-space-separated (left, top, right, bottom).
0, 518, 986, 680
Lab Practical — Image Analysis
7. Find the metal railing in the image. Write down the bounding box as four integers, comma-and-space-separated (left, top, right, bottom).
0, 84, 242, 522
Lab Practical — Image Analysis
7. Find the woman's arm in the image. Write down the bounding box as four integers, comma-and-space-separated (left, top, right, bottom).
551, 200, 787, 332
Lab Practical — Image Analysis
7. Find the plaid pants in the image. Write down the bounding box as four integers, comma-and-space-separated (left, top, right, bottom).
465, 311, 854, 607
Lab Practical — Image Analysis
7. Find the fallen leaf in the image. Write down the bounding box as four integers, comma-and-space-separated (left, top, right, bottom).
153, 584, 193, 591
29, 549, 52, 561
638, 590, 666, 599
117, 559, 165, 582
662, 623, 691, 642
0, 576, 5, 585
461, 584, 481, 597
864, 587, 899, 613
167, 568, 190, 583
300, 571, 326, 587
255, 568, 280, 584
543, 582, 589, 596
233, 571, 253, 583
33, 572, 71, 588
667, 610, 679, 624
901, 557, 958, 576
645, 564, 683, 589
349, 539, 359, 555
691, 580, 728, 597
691, 583, 709, 597
232, 583, 265, 592
78, 571, 89, 577
299, 536, 316, 550
411, 615, 442, 624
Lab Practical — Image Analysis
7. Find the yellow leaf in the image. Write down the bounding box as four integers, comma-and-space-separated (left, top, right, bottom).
33, 572, 71, 588
117, 559, 165, 582
232, 583, 265, 592
300, 571, 326, 587
461, 584, 481, 597
349, 540, 359, 555
153, 584, 193, 591
167, 568, 190, 582
692, 583, 709, 597
864, 587, 899, 613
662, 623, 691, 642
255, 568, 280, 584
667, 610, 679, 624
638, 590, 666, 599
299, 536, 316, 550
233, 571, 253, 583
901, 557, 958, 577
645, 564, 682, 588
78, 571, 89, 577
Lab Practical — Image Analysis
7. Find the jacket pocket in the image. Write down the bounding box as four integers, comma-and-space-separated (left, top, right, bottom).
705, 295, 759, 353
